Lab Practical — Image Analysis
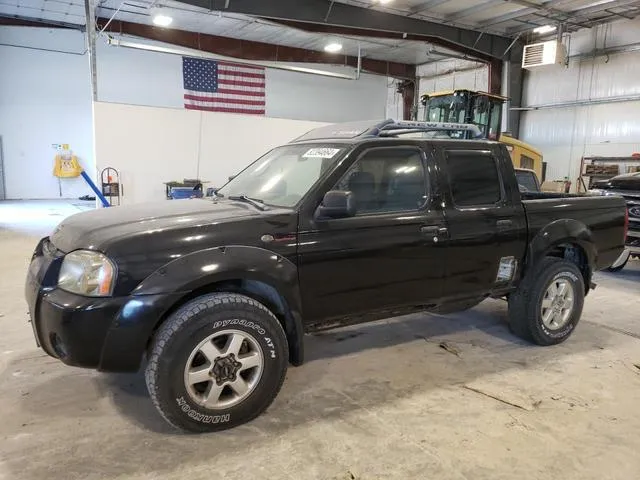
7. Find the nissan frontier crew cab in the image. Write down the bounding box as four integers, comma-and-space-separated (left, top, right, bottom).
25, 120, 627, 432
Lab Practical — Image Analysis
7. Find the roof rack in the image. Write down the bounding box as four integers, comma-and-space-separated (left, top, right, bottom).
291, 119, 484, 143
378, 120, 483, 138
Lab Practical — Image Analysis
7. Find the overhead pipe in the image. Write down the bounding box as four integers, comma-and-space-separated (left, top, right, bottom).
511, 93, 640, 111
568, 41, 640, 60
106, 37, 359, 80
418, 63, 486, 81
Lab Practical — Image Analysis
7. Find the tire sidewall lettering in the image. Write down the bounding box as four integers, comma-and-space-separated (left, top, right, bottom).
211, 318, 266, 336
176, 396, 230, 424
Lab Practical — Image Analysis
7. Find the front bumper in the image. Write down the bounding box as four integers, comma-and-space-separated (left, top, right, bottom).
25, 238, 182, 372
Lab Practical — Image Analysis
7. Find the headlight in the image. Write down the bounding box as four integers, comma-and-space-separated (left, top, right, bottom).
58, 250, 116, 296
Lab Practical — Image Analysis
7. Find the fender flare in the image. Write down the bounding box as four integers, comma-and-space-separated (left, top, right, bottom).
133, 245, 305, 365
525, 218, 596, 280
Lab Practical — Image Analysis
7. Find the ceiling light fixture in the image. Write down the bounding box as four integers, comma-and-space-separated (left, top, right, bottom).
533, 25, 556, 34
324, 42, 343, 53
151, 7, 173, 27
378, 0, 394, 4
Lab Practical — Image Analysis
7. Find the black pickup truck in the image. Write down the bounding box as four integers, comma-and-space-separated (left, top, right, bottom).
25, 120, 626, 432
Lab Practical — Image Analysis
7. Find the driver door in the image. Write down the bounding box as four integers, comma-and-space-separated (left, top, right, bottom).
296, 145, 447, 325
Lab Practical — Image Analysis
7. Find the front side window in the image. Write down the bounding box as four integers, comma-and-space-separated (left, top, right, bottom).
446, 153, 502, 207
217, 144, 346, 207
333, 148, 427, 215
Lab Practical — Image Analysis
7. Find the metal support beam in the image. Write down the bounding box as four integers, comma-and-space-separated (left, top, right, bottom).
172, 0, 516, 61
97, 19, 416, 80
397, 79, 417, 120
84, 0, 97, 101
0, 14, 81, 30
489, 59, 502, 95
506, 55, 523, 136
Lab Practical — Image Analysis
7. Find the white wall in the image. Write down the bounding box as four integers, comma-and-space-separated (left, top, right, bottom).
265, 64, 387, 122
0, 27, 94, 199
520, 18, 640, 184
0, 26, 389, 199
94, 102, 326, 204
385, 79, 404, 120
95, 37, 388, 122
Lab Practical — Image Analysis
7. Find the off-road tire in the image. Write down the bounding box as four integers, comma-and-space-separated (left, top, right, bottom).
145, 293, 288, 433
508, 257, 585, 346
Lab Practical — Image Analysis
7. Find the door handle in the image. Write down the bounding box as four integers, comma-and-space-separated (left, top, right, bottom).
420, 226, 439, 235
497, 219, 513, 230
420, 225, 448, 241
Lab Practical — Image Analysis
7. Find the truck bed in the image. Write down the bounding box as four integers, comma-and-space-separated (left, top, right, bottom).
521, 193, 627, 271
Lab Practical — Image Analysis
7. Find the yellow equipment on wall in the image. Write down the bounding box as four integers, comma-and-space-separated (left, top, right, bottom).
53, 153, 82, 178
421, 89, 544, 180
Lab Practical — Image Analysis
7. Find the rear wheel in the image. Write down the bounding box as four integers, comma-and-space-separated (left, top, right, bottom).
508, 257, 585, 345
145, 293, 288, 432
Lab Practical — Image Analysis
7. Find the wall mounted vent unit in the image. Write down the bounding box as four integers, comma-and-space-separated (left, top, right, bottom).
522, 41, 567, 69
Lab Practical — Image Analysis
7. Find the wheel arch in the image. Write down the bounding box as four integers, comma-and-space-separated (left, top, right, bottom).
525, 219, 596, 294
135, 246, 305, 366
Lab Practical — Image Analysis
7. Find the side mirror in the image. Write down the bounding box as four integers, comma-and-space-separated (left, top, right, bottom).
315, 190, 356, 220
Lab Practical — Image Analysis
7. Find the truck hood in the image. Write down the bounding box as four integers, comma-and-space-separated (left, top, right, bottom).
50, 199, 258, 253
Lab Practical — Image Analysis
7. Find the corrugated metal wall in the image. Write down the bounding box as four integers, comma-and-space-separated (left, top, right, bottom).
520, 18, 640, 185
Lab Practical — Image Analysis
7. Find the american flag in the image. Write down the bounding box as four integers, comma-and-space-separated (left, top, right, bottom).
182, 57, 266, 115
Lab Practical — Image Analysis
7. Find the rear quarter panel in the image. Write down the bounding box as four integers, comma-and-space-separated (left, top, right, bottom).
522, 195, 627, 271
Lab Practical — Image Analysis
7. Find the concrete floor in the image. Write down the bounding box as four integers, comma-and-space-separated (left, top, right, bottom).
2, 200, 640, 480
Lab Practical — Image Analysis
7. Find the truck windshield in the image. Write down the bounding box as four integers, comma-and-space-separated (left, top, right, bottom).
217, 144, 347, 208
426, 96, 466, 123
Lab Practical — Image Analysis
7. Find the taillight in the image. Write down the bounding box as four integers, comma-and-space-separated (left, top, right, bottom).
624, 207, 629, 240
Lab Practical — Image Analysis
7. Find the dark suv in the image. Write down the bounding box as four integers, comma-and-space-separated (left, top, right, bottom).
591, 172, 640, 271
26, 120, 626, 432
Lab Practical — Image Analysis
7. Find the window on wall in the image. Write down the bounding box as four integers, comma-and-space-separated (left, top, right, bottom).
334, 148, 427, 214
446, 153, 502, 207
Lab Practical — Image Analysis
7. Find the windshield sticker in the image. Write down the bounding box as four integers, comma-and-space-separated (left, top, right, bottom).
302, 148, 341, 159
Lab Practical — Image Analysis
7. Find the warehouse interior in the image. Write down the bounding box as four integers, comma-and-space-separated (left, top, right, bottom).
1, 0, 640, 479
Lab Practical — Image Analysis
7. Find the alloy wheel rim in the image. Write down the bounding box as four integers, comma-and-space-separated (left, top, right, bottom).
183, 329, 264, 410
540, 278, 575, 330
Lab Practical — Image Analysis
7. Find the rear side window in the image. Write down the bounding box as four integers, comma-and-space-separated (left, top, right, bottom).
446, 153, 502, 207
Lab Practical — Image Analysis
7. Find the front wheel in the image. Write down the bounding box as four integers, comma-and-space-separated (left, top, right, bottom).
508, 257, 585, 346
145, 293, 288, 433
